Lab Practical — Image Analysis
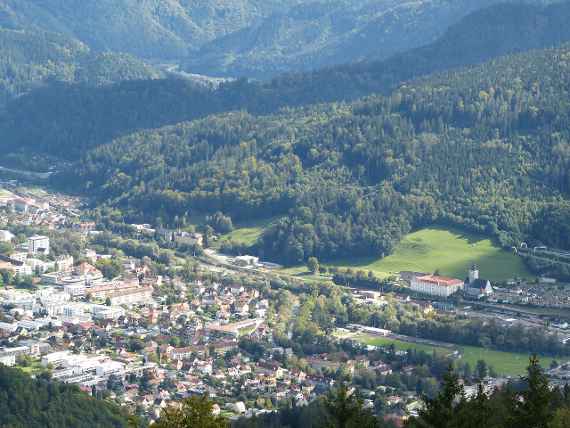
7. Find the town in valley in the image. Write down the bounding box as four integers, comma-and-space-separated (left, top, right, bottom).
1, 177, 570, 426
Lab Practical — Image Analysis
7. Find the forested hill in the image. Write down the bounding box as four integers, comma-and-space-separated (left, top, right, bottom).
0, 0, 527, 76
185, 0, 512, 78
0, 366, 129, 428
249, 0, 570, 107
0, 0, 300, 60
58, 44, 570, 266
0, 27, 161, 106
3, 1, 570, 160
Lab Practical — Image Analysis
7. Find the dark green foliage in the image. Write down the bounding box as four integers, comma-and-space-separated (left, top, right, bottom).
406, 357, 563, 428
408, 368, 464, 428
5, 1, 570, 160
0, 27, 160, 107
0, 365, 128, 428
152, 395, 228, 428
206, 211, 234, 234
323, 384, 380, 428
235, 385, 392, 428
509, 356, 555, 428
95, 258, 124, 280
3, 2, 570, 271
45, 43, 570, 266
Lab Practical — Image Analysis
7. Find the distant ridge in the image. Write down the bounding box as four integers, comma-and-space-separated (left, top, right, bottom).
2, 1, 570, 157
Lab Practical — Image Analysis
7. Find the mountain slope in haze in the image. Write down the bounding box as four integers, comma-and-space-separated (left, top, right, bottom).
0, 0, 549, 76
58, 44, 570, 269
0, 27, 161, 106
258, 1, 570, 108
0, 0, 303, 60
3, 1, 570, 159
187, 0, 549, 78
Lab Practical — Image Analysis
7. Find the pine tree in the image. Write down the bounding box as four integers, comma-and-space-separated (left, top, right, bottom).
406, 366, 464, 428
509, 356, 554, 428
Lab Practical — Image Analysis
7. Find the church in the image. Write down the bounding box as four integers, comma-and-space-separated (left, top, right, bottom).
464, 265, 493, 299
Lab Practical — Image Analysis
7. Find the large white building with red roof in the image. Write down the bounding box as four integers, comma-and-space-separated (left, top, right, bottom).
410, 274, 463, 297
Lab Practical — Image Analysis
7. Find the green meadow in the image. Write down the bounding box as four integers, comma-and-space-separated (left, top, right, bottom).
218, 217, 279, 247
329, 227, 532, 281
358, 335, 559, 376
280, 227, 532, 282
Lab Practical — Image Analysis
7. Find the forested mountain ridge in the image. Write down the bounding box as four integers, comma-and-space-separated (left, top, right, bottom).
55, 44, 570, 267
0, 366, 129, 428
0, 0, 304, 60
0, 27, 161, 107
0, 0, 549, 77
3, 1, 570, 159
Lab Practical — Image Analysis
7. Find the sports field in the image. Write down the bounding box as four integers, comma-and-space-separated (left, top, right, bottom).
331, 227, 532, 281
358, 334, 559, 376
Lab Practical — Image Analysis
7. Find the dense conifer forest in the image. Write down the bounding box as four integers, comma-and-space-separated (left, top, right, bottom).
0, 366, 129, 428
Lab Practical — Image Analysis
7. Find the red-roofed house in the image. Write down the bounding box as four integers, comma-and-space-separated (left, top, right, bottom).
411, 274, 463, 297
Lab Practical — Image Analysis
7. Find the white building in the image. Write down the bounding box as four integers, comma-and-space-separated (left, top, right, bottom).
62, 303, 88, 318
0, 290, 35, 310
56, 255, 74, 272
96, 360, 125, 377
64, 282, 85, 298
41, 351, 72, 367
0, 230, 15, 243
91, 305, 125, 320
109, 287, 153, 306
28, 235, 50, 256
410, 274, 463, 297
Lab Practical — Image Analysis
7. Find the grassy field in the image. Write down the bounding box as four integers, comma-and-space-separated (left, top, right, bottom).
357, 334, 560, 376
357, 335, 452, 356
280, 227, 532, 282
218, 217, 280, 247
330, 227, 532, 281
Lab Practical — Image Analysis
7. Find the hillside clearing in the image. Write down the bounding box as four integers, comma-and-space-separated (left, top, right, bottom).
218, 217, 280, 247
331, 227, 532, 281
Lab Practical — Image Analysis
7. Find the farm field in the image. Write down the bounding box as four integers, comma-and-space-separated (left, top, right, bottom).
357, 334, 560, 376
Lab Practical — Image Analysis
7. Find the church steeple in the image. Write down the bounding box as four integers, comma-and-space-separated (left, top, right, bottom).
468, 264, 479, 284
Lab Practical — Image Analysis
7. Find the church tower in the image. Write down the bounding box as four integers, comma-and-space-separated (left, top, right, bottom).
468, 264, 479, 284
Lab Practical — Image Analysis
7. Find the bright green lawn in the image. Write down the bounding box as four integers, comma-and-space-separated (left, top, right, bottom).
219, 217, 280, 247
358, 335, 452, 356
330, 227, 532, 281
358, 335, 559, 376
